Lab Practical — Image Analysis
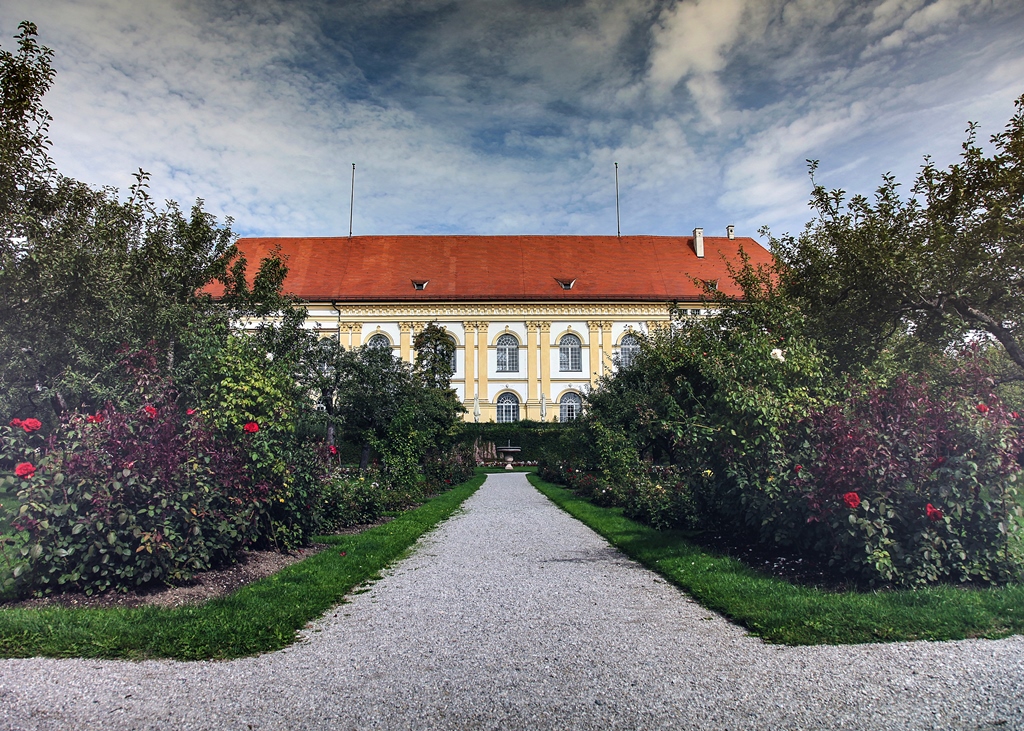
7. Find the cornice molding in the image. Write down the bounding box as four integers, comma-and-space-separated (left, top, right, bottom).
310, 301, 673, 319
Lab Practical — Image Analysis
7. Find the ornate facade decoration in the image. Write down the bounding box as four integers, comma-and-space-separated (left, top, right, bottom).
224, 233, 771, 422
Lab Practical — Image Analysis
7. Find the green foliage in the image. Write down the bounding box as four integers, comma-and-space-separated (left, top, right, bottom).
422, 442, 478, 490
0, 21, 55, 238
771, 94, 1024, 376
413, 322, 456, 389
334, 340, 417, 470
196, 336, 298, 437
0, 23, 295, 426
458, 421, 572, 463
549, 248, 1024, 587
317, 471, 387, 531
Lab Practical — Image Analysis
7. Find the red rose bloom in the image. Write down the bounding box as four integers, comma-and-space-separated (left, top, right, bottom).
14, 462, 35, 479
243, 421, 259, 433
1013, 412, 1020, 420
186, 408, 197, 416
21, 418, 42, 433
794, 464, 802, 473
926, 503, 943, 522
86, 412, 105, 424
977, 403, 989, 414
144, 405, 158, 418
9, 418, 22, 427
843, 492, 861, 509
328, 445, 338, 455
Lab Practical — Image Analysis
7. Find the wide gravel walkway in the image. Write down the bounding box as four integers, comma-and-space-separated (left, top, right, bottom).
1, 472, 1023, 730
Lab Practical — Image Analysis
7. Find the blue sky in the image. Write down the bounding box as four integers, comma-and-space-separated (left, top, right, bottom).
2, 0, 1022, 242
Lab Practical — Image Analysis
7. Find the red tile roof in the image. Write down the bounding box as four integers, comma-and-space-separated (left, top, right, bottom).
221, 235, 774, 302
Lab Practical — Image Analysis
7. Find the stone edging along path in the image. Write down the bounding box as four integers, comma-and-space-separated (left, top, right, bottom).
1, 472, 1022, 730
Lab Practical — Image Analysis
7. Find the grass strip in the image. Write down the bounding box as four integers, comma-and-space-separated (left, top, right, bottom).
529, 474, 1024, 645
0, 474, 485, 660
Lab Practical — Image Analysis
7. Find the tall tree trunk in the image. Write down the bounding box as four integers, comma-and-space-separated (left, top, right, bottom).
360, 442, 371, 470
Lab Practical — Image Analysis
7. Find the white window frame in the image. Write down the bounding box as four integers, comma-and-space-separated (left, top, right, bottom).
559, 392, 582, 421
559, 334, 582, 372
496, 392, 520, 423
496, 334, 519, 372
619, 333, 640, 368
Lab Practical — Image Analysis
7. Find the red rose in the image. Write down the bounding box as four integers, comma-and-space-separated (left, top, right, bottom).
186, 408, 197, 416
21, 418, 42, 433
843, 492, 861, 509
926, 503, 943, 522
14, 462, 35, 479
1013, 412, 1020, 420
9, 418, 22, 427
328, 445, 338, 455
977, 403, 989, 414
86, 412, 104, 424
144, 405, 158, 418
794, 464, 802, 473
243, 421, 259, 433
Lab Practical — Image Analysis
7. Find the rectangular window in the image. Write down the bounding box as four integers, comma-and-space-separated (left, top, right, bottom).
559, 347, 581, 371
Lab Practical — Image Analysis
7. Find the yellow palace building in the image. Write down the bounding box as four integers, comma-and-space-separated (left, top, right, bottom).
232, 228, 772, 423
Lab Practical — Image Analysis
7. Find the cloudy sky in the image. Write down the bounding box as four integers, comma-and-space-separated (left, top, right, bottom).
2, 0, 1023, 241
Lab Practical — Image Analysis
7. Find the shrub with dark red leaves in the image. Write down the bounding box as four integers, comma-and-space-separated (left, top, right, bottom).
2, 393, 271, 596
791, 375, 1024, 586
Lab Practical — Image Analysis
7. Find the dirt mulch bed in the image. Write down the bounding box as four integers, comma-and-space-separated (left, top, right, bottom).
1, 516, 397, 611
689, 530, 859, 592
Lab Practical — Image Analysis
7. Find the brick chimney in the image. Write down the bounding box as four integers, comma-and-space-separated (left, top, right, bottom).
693, 227, 704, 258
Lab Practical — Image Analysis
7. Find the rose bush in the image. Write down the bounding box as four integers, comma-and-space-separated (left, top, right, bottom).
787, 375, 1024, 586
1, 397, 269, 595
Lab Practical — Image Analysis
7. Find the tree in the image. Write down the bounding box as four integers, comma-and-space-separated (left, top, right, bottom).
413, 322, 456, 388
335, 340, 417, 469
770, 93, 1024, 376
0, 23, 282, 422
413, 322, 465, 454
0, 21, 54, 241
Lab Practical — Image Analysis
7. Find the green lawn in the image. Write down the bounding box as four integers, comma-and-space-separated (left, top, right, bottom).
0, 473, 485, 660
530, 474, 1024, 645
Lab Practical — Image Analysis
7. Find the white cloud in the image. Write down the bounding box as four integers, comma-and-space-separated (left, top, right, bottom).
0, 0, 1020, 243
645, 0, 747, 121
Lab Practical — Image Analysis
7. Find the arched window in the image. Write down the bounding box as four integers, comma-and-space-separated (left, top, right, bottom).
559, 392, 582, 421
559, 334, 582, 372
619, 333, 640, 368
496, 392, 520, 423
496, 334, 519, 372
367, 333, 391, 349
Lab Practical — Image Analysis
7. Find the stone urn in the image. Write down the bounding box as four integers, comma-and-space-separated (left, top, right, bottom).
495, 445, 521, 470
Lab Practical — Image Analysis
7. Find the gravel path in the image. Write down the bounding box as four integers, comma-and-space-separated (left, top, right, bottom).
1, 472, 1023, 730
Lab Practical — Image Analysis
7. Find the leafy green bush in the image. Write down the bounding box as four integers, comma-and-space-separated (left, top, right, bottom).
422, 442, 476, 490
623, 465, 702, 531
318, 470, 387, 531
190, 335, 326, 550
559, 257, 1024, 586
